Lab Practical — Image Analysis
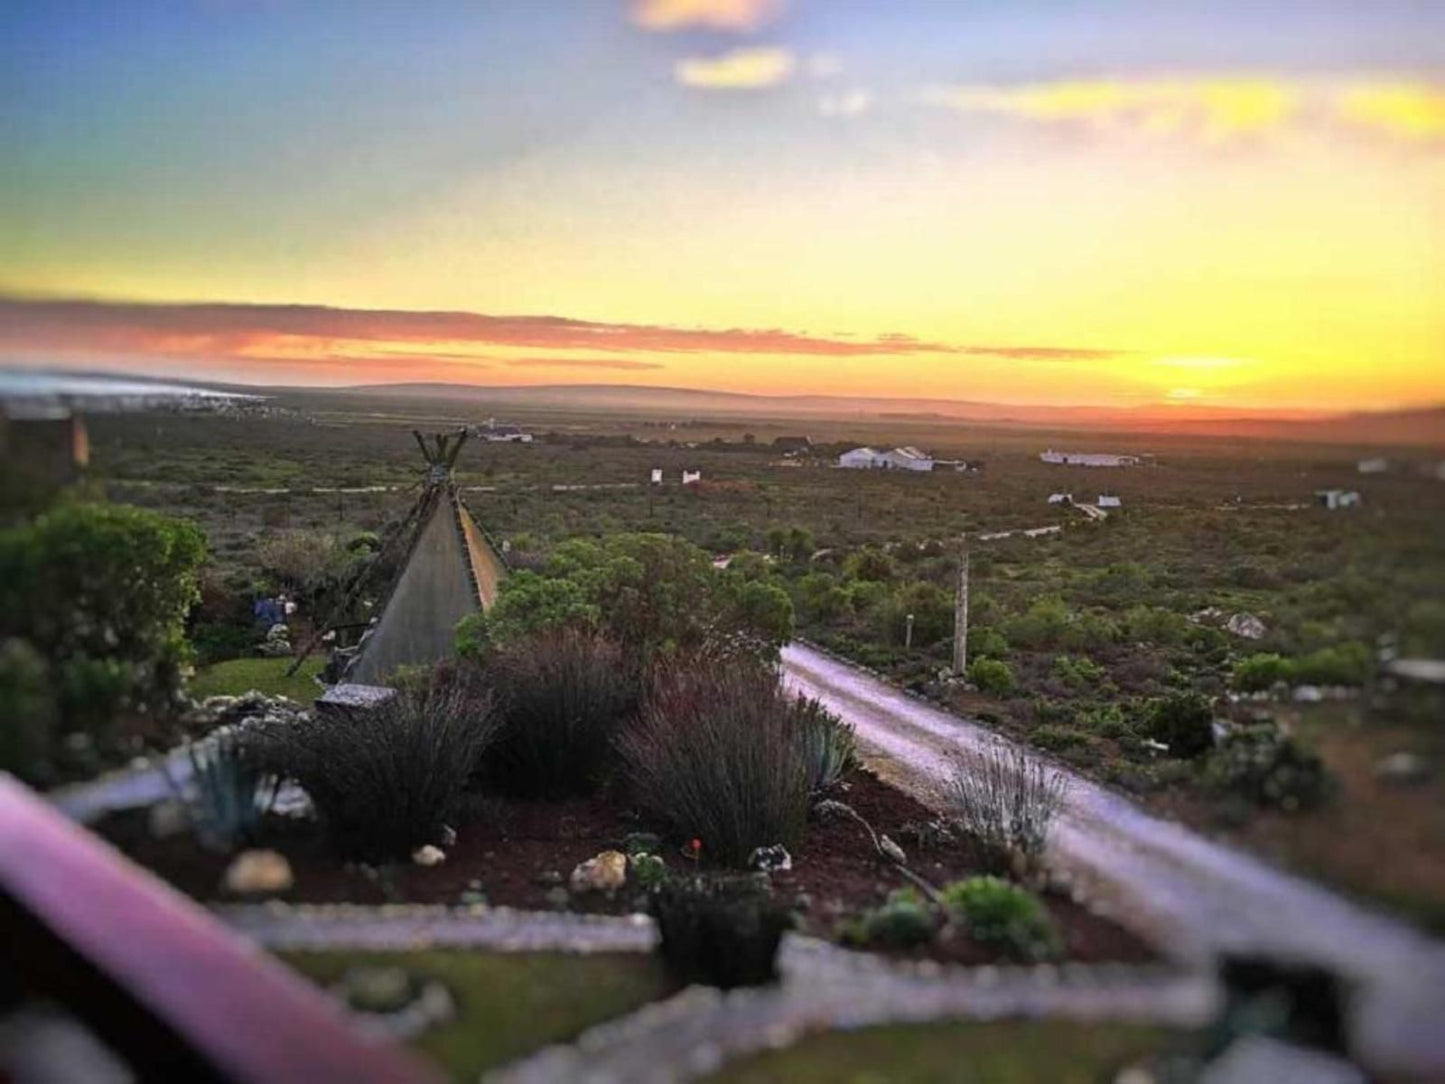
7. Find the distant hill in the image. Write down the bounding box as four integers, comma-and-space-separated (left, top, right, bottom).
331, 382, 1445, 447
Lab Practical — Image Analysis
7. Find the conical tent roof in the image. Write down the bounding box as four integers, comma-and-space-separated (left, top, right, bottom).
342, 431, 506, 686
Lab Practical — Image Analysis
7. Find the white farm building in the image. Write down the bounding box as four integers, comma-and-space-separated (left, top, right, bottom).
838, 446, 935, 471
1040, 450, 1140, 467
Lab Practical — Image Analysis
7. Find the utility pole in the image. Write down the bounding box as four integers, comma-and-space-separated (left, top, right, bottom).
952, 544, 970, 675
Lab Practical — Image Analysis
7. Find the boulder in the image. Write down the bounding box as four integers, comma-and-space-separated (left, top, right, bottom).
411, 845, 446, 867
1374, 751, 1429, 785
1226, 612, 1266, 640
569, 850, 628, 893
342, 966, 414, 1013
748, 844, 793, 873
222, 849, 294, 895
1199, 1036, 1363, 1084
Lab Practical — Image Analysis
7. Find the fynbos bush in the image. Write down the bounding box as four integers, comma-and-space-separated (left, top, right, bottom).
941, 876, 1060, 961
1144, 692, 1215, 759
254, 671, 499, 861
1205, 725, 1333, 812
946, 743, 1069, 875
619, 658, 812, 867
170, 730, 278, 852
482, 629, 637, 798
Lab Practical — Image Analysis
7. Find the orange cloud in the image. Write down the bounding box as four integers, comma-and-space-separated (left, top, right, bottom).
631, 0, 783, 33
675, 46, 794, 89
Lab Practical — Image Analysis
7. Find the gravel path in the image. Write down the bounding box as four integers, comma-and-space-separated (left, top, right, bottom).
781, 642, 1445, 1079
218, 903, 1213, 1084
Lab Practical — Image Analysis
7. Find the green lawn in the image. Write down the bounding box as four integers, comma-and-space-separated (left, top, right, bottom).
188, 656, 325, 703
281, 949, 677, 1080
710, 1020, 1189, 1084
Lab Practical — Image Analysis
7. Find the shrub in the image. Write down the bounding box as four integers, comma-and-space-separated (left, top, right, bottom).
1292, 642, 1371, 687
1003, 596, 1071, 649
793, 696, 856, 794
619, 658, 811, 867
1233, 653, 1292, 692
1144, 693, 1215, 759
1205, 726, 1334, 812
0, 501, 206, 738
254, 529, 343, 596
1032, 725, 1087, 753
970, 626, 1009, 660
1122, 605, 1188, 647
1079, 702, 1131, 739
651, 875, 790, 988
169, 731, 278, 852
839, 889, 936, 950
481, 629, 637, 798
252, 672, 499, 861
967, 657, 1015, 696
941, 876, 1061, 961
0, 638, 56, 785
946, 743, 1069, 875
1051, 654, 1104, 689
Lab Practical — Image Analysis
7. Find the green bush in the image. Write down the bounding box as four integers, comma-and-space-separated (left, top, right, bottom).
839, 889, 936, 950
1122, 605, 1188, 647
1292, 642, 1371, 687
481, 629, 638, 798
1144, 692, 1215, 759
0, 638, 56, 784
941, 877, 1061, 961
619, 657, 812, 867
1051, 654, 1104, 690
968, 657, 1015, 696
1232, 653, 1293, 692
1205, 726, 1334, 812
253, 670, 499, 861
969, 626, 1009, 660
1079, 702, 1131, 739
0, 502, 205, 739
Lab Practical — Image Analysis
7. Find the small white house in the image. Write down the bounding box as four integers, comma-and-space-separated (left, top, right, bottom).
479, 420, 534, 443
1357, 457, 1389, 474
682, 469, 701, 485
1097, 495, 1122, 509
1316, 488, 1361, 510
838, 447, 883, 469
1047, 492, 1072, 505
649, 468, 663, 484
838, 446, 934, 471
1041, 450, 1139, 467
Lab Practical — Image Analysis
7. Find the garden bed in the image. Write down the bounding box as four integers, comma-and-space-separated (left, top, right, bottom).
95, 768, 1152, 968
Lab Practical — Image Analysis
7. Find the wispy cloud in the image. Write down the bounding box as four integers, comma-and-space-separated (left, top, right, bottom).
819, 89, 872, 118
919, 76, 1445, 147
631, 0, 783, 33
0, 296, 972, 362
504, 357, 665, 371
919, 78, 1298, 142
675, 46, 794, 89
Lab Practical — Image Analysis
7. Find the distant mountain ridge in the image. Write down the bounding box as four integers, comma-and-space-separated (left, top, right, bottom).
328, 381, 1445, 446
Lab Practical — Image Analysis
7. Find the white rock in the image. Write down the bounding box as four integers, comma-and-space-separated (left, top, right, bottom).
570, 850, 628, 893
1226, 612, 1266, 640
1374, 751, 1429, 785
411, 845, 446, 867
222, 849, 294, 895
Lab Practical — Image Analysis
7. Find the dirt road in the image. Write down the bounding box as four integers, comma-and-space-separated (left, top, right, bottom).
781, 642, 1445, 1079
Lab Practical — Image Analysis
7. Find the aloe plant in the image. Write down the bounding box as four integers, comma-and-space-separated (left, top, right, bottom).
169, 731, 278, 851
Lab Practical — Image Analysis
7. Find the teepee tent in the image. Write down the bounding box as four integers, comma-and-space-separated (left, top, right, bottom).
304, 429, 506, 695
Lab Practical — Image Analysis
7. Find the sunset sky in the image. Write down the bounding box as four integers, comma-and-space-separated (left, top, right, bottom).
2, 0, 1442, 412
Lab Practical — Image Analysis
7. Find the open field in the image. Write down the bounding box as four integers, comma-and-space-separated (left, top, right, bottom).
84, 390, 1445, 932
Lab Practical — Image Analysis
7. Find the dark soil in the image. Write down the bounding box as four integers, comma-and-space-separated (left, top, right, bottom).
95, 769, 1154, 967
